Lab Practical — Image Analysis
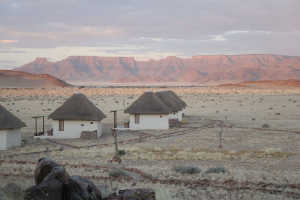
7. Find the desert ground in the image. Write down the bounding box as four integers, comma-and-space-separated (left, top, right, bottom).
1, 86, 300, 199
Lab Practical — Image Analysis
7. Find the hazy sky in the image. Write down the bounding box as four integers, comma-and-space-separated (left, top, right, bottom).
0, 0, 299, 69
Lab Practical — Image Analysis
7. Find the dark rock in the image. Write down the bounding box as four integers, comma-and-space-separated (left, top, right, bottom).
119, 188, 156, 200
68, 175, 102, 200
34, 157, 60, 185
24, 179, 63, 200
43, 166, 70, 183
103, 192, 121, 200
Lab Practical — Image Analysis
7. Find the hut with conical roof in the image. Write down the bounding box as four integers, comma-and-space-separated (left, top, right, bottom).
48, 92, 107, 138
0, 105, 27, 150
124, 91, 172, 130
165, 90, 187, 117
156, 91, 184, 122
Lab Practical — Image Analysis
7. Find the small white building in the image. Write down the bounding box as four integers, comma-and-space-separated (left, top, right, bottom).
40, 92, 107, 139
124, 91, 172, 130
156, 90, 184, 122
0, 105, 27, 150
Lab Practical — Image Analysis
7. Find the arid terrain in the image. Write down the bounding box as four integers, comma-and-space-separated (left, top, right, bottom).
1, 85, 300, 199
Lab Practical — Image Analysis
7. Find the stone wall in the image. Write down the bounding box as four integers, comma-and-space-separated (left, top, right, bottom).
169, 118, 179, 127
80, 130, 97, 139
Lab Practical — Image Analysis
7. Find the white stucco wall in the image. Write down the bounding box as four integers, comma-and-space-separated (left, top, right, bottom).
168, 111, 182, 121
52, 120, 102, 138
0, 128, 21, 150
0, 130, 6, 150
6, 128, 21, 149
178, 110, 183, 121
97, 121, 102, 137
129, 114, 169, 130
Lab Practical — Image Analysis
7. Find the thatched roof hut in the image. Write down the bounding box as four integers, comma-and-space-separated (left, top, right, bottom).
125, 91, 172, 114
155, 91, 183, 112
165, 90, 187, 107
0, 105, 27, 129
48, 92, 107, 120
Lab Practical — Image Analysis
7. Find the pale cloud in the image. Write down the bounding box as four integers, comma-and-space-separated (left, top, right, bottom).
1, 40, 18, 43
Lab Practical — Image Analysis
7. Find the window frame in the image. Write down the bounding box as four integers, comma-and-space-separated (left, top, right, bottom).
59, 120, 64, 131
134, 114, 140, 124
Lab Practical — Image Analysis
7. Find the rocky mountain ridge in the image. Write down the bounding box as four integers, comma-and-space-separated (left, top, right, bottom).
13, 54, 300, 85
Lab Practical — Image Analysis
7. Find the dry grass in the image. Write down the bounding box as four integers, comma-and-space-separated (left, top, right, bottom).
1, 87, 300, 199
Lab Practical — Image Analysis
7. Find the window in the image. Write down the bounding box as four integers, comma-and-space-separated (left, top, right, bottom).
135, 114, 140, 124
91, 122, 93, 124
59, 120, 64, 131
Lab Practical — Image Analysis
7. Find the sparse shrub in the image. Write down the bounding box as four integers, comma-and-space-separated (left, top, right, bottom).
239, 104, 242, 106
275, 113, 281, 115
22, 139, 30, 144
172, 165, 201, 174
252, 118, 256, 121
118, 150, 126, 156
78, 86, 85, 89
108, 169, 128, 177
269, 107, 273, 109
262, 123, 270, 128
216, 111, 219, 113
205, 167, 226, 174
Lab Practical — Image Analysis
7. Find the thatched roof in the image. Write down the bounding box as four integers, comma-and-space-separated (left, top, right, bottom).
155, 91, 183, 112
125, 91, 172, 114
48, 92, 107, 120
0, 105, 27, 129
162, 90, 185, 110
165, 90, 187, 107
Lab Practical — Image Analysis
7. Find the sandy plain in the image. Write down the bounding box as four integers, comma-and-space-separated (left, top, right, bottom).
1, 86, 300, 199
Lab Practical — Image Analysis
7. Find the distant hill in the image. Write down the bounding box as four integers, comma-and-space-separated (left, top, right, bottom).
13, 54, 300, 85
0, 70, 71, 88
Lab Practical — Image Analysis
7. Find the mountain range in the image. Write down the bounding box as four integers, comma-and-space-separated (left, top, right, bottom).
13, 54, 300, 85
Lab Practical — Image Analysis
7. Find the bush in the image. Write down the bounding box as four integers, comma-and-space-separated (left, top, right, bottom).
262, 123, 270, 128
108, 169, 128, 177
252, 118, 256, 121
118, 150, 126, 156
275, 113, 281, 115
205, 167, 226, 174
172, 166, 201, 174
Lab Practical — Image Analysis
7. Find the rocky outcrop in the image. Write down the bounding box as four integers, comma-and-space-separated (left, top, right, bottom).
26, 157, 103, 200
34, 157, 60, 185
42, 166, 70, 183
25, 157, 157, 200
24, 179, 63, 200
